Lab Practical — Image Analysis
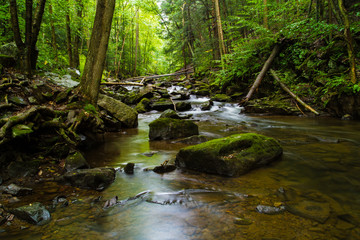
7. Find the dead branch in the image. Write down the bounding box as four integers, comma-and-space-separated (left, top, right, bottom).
242, 43, 282, 104
270, 69, 319, 115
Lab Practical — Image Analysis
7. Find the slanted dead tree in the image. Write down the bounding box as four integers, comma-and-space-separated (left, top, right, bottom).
241, 43, 282, 104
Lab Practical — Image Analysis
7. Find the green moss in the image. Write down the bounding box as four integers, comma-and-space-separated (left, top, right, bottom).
135, 98, 151, 113
176, 133, 282, 177
211, 94, 231, 102
12, 124, 33, 138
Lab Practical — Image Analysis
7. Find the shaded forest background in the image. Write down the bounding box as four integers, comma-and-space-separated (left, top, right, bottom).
0, 0, 359, 106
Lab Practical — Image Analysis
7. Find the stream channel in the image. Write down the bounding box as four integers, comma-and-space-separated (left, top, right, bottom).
2, 87, 360, 239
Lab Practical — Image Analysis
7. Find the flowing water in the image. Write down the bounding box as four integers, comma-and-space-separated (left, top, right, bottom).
2, 95, 360, 240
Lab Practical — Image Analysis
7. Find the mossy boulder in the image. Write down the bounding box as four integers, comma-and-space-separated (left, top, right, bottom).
135, 98, 151, 113
175, 101, 192, 111
244, 96, 299, 115
159, 109, 181, 119
150, 98, 174, 111
98, 94, 138, 128
175, 133, 282, 177
65, 151, 89, 172
211, 94, 232, 102
149, 118, 199, 140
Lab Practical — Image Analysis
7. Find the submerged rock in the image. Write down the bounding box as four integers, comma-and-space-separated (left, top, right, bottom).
149, 118, 199, 141
286, 200, 331, 223
175, 133, 282, 177
98, 94, 138, 128
173, 135, 210, 145
256, 205, 285, 215
59, 167, 116, 191
65, 151, 89, 172
0, 184, 32, 196
9, 202, 51, 225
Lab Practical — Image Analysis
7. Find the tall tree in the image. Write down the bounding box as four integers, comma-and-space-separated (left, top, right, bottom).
78, 0, 115, 104
337, 0, 357, 83
9, 0, 47, 76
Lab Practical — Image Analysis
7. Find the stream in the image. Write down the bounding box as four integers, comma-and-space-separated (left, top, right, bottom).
1, 94, 360, 239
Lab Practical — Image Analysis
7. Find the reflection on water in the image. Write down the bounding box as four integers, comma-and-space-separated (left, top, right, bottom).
2, 99, 360, 239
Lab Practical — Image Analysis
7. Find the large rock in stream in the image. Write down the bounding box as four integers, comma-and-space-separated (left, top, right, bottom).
9, 202, 51, 225
149, 118, 199, 140
58, 167, 116, 191
98, 94, 138, 128
175, 133, 282, 177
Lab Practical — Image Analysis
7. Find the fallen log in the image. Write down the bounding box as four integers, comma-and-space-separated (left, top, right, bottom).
270, 69, 319, 115
242, 43, 282, 104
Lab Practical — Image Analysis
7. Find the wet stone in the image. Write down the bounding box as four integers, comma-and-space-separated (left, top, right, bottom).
256, 205, 286, 215
234, 217, 253, 225
9, 202, 51, 225
153, 164, 176, 174
124, 163, 135, 174
65, 151, 89, 172
0, 184, 32, 196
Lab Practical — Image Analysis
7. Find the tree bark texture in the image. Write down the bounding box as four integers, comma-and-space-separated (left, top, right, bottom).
49, 4, 58, 61
66, 1, 73, 68
79, 0, 115, 105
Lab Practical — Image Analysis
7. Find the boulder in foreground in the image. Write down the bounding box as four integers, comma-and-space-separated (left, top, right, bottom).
175, 133, 282, 177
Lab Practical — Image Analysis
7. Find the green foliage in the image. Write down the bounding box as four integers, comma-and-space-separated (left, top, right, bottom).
84, 103, 97, 114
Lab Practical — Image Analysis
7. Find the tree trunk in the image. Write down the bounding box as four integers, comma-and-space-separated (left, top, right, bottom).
66, 0, 73, 68
243, 43, 282, 103
49, 4, 58, 61
213, 0, 226, 57
73, 0, 83, 69
263, 0, 268, 29
25, 0, 33, 76
133, 10, 139, 76
78, 0, 116, 105
338, 0, 357, 84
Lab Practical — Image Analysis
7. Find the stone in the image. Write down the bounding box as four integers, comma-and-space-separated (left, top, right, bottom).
9, 202, 51, 225
65, 151, 89, 172
173, 135, 210, 145
244, 97, 299, 115
124, 163, 135, 174
58, 168, 116, 191
7, 161, 39, 178
256, 205, 285, 215
153, 164, 176, 174
201, 101, 214, 111
175, 102, 192, 111
98, 94, 138, 128
175, 133, 283, 177
211, 94, 231, 102
135, 98, 151, 113
149, 118, 199, 141
0, 184, 32, 196
150, 98, 174, 111
11, 124, 33, 138
234, 217, 252, 225
8, 96, 27, 106
159, 109, 181, 119
286, 200, 331, 223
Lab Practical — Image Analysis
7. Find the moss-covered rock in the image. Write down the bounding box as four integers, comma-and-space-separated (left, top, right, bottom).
149, 118, 199, 140
150, 98, 174, 111
175, 101, 192, 111
211, 94, 232, 102
98, 94, 138, 128
65, 151, 89, 172
135, 98, 151, 113
9, 202, 51, 225
160, 109, 181, 119
244, 96, 299, 115
175, 133, 282, 177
